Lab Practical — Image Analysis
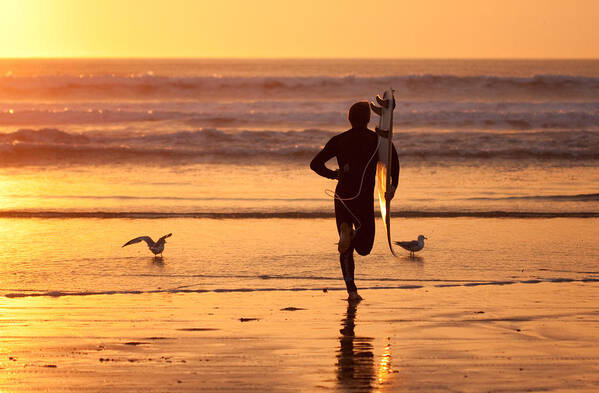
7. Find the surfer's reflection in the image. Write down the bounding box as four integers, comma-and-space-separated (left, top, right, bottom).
336, 303, 375, 392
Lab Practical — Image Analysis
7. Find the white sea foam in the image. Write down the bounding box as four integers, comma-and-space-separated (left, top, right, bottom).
1, 74, 598, 101
1, 127, 598, 165
1, 100, 596, 131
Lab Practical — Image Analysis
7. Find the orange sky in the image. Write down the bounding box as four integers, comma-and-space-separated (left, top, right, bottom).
1, 0, 597, 58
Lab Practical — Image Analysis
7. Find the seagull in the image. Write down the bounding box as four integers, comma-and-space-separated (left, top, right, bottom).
394, 235, 427, 258
122, 233, 172, 257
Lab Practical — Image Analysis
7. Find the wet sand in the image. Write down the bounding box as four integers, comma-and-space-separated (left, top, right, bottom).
1, 281, 598, 392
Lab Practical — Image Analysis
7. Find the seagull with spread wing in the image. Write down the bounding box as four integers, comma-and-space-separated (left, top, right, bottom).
394, 235, 427, 258
122, 233, 172, 257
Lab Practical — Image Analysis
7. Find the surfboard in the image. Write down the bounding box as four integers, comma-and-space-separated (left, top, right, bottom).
370, 89, 397, 256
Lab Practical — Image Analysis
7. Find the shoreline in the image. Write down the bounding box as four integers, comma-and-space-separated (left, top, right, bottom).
1, 210, 598, 219
3, 276, 598, 299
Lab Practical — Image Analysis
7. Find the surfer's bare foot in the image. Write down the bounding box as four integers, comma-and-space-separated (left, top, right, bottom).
338, 222, 354, 253
347, 291, 362, 303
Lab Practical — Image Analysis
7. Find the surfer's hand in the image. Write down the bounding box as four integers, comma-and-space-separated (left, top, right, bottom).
385, 186, 396, 200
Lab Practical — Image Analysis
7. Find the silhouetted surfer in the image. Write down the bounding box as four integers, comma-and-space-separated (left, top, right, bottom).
310, 102, 399, 301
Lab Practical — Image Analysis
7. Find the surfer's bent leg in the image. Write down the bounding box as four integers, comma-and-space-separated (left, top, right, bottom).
335, 199, 356, 244
353, 201, 375, 256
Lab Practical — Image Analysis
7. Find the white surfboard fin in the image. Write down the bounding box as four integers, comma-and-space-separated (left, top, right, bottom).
370, 102, 382, 116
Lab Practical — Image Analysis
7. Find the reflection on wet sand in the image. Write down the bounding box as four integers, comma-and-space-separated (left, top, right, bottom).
336, 303, 394, 392
336, 303, 375, 392
376, 339, 392, 388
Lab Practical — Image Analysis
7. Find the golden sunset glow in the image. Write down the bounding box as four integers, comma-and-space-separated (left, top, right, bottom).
0, 0, 597, 58
1, 0, 598, 390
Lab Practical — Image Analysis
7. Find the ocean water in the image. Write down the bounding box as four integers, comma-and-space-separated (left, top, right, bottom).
0, 59, 597, 297
1, 59, 598, 215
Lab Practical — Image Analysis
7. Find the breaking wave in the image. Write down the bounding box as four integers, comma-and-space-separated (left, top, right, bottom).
1, 100, 598, 130
464, 193, 599, 202
1, 74, 598, 101
1, 127, 598, 165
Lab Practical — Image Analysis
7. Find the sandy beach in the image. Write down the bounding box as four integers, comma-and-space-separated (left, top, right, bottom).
1, 217, 598, 392
1, 280, 598, 392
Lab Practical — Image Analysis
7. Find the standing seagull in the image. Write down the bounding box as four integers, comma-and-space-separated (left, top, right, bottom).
122, 233, 172, 257
394, 235, 427, 258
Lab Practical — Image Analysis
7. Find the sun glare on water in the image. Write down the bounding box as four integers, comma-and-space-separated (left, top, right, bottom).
376, 339, 393, 389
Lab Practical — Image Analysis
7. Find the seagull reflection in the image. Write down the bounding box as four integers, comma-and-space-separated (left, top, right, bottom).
336, 303, 375, 392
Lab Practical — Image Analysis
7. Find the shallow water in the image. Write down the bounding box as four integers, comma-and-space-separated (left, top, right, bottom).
1, 159, 598, 215
1, 217, 596, 298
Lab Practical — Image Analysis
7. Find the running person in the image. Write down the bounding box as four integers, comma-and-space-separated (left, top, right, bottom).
310, 101, 399, 301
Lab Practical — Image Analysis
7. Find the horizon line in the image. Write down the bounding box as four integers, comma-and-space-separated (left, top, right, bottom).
1, 56, 598, 61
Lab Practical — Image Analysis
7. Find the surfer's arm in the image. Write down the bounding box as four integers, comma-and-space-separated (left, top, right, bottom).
310, 140, 339, 180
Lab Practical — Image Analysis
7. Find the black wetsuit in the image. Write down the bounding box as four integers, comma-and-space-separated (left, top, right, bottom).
310, 127, 399, 292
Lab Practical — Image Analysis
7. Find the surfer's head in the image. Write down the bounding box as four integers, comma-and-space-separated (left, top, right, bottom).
348, 101, 370, 128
